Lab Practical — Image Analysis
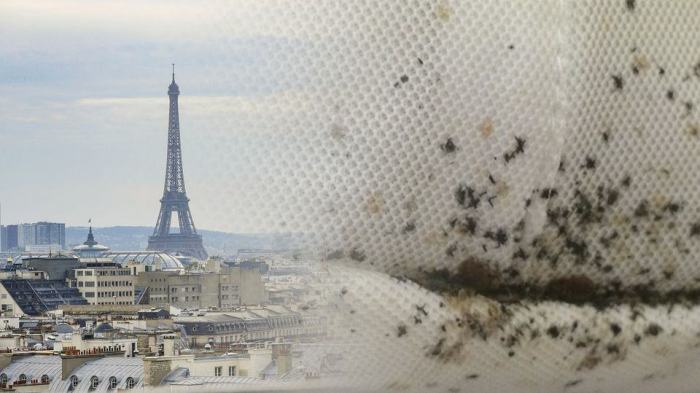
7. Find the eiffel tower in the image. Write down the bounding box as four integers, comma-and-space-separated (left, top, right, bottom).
147, 66, 208, 260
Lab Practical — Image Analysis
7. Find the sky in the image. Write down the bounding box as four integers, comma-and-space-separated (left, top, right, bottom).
0, 0, 314, 232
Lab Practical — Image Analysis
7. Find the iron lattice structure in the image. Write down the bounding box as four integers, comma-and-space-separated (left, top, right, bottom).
147, 69, 208, 260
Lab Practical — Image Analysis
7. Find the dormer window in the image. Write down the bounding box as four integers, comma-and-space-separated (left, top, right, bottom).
18, 374, 27, 384
89, 376, 99, 390
41, 375, 49, 384
108, 376, 117, 390
0, 373, 8, 386
125, 377, 136, 389
69, 376, 79, 390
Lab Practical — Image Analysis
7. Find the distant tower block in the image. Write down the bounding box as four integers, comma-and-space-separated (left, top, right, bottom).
147, 66, 208, 260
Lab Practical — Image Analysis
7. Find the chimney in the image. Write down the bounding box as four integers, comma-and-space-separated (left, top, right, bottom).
272, 343, 292, 375
61, 353, 102, 380
162, 334, 176, 357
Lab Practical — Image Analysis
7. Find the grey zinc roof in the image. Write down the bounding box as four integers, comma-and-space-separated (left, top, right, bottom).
55, 324, 74, 334
168, 376, 264, 386
49, 357, 143, 393
0, 355, 61, 386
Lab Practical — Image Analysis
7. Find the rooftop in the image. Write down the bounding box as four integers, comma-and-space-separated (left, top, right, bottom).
104, 252, 184, 271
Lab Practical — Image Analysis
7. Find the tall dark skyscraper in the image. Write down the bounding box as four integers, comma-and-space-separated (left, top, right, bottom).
147, 67, 208, 260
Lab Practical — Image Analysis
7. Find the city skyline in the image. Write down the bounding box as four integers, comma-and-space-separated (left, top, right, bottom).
0, 1, 311, 232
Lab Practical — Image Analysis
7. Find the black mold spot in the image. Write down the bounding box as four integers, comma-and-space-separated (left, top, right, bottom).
610, 323, 622, 336
626, 0, 635, 11
621, 175, 632, 188
690, 222, 700, 237
400, 75, 409, 83
634, 200, 649, 217
602, 131, 610, 143
659, 66, 665, 76
455, 184, 484, 209
484, 229, 508, 247
583, 156, 597, 170
540, 188, 558, 199
503, 136, 527, 163
508, 44, 515, 50
546, 325, 560, 339
403, 221, 417, 234
663, 202, 681, 214
349, 248, 367, 262
453, 216, 477, 235
612, 75, 624, 90
466, 374, 479, 380
513, 248, 528, 260
685, 101, 694, 116
667, 89, 675, 101
397, 324, 407, 337
440, 138, 457, 153
645, 323, 663, 336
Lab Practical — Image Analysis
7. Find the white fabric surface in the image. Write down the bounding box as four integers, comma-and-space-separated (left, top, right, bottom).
196, 1, 700, 391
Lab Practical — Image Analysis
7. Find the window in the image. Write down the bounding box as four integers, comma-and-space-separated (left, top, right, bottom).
69, 376, 79, 390
90, 376, 99, 390
77, 271, 83, 276
41, 375, 49, 384
0, 373, 7, 386
228, 366, 236, 376
18, 374, 26, 384
84, 292, 94, 298
125, 377, 135, 389
108, 377, 117, 389
214, 367, 222, 376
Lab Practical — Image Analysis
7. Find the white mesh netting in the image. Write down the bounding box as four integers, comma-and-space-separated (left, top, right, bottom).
187, 1, 700, 391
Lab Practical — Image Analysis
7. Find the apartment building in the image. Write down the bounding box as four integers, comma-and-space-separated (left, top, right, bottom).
71, 263, 135, 305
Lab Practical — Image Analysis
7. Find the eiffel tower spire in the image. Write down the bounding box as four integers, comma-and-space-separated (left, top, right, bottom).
147, 67, 208, 260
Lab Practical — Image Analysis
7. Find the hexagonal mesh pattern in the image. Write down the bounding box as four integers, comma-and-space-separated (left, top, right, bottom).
191, 0, 700, 391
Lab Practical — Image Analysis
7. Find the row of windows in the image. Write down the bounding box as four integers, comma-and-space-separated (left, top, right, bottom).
68, 375, 136, 390
97, 281, 132, 287
213, 366, 236, 377
77, 270, 130, 277
171, 287, 199, 293
170, 296, 200, 302
0, 374, 49, 386
82, 291, 133, 298
78, 280, 132, 287
96, 270, 130, 276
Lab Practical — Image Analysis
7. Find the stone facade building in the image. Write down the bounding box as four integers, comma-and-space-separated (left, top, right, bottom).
135, 264, 266, 310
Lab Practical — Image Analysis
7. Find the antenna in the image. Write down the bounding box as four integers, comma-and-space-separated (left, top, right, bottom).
172, 63, 175, 82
